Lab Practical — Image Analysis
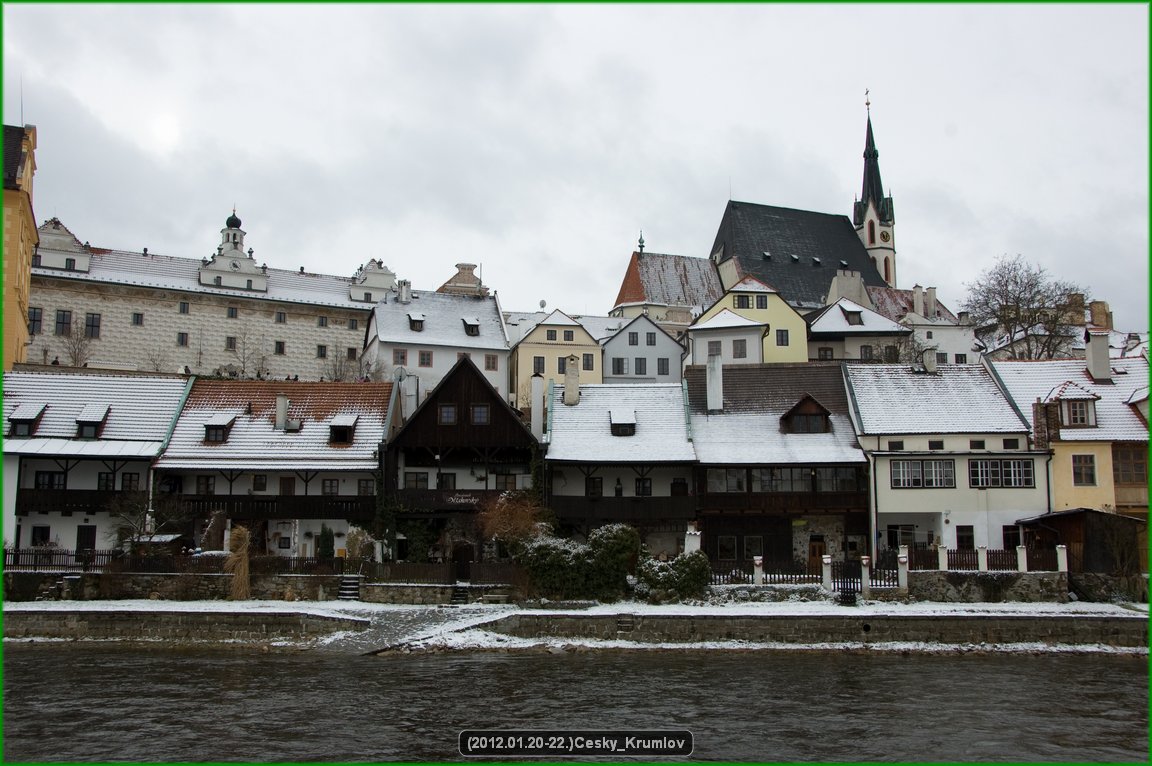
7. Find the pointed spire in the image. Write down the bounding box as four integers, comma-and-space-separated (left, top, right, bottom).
861, 113, 884, 210
638, 230, 645, 253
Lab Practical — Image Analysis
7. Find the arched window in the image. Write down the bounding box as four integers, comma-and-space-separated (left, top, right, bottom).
868, 220, 876, 245
884, 258, 891, 283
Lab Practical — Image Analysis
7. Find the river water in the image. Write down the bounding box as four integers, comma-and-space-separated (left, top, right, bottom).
3, 645, 1147, 762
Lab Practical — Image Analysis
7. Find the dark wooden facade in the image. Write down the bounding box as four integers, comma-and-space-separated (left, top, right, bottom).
1018, 508, 1148, 574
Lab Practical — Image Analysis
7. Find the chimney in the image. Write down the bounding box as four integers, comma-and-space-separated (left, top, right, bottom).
926, 287, 937, 317
275, 394, 289, 430
530, 373, 545, 439
923, 347, 938, 374
1089, 300, 1113, 330
563, 354, 580, 406
706, 353, 724, 413
912, 285, 924, 316
398, 280, 412, 304
1066, 292, 1086, 326
957, 310, 971, 325
1085, 329, 1112, 382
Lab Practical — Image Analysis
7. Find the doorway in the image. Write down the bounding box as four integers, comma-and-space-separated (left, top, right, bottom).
807, 535, 826, 575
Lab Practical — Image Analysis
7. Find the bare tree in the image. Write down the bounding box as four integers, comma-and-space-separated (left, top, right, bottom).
145, 346, 170, 372
59, 318, 94, 367
962, 255, 1087, 359
228, 325, 270, 378
324, 351, 357, 382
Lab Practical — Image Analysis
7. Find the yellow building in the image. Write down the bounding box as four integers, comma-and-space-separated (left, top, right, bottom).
692, 277, 808, 363
509, 309, 603, 409
3, 124, 37, 370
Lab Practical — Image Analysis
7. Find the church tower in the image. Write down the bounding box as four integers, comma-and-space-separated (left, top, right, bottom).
853, 98, 896, 286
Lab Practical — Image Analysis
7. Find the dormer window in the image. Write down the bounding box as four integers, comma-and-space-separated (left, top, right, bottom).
204, 414, 236, 443
329, 415, 357, 444
1062, 399, 1097, 427
610, 409, 636, 437
782, 395, 831, 434
64, 257, 75, 271
8, 402, 46, 437
408, 312, 425, 331
462, 318, 480, 337
76, 404, 110, 440
843, 310, 864, 326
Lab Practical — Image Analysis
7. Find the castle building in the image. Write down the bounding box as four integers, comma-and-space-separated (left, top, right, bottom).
3, 124, 38, 370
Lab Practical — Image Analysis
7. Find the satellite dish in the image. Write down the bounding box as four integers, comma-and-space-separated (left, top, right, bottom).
539, 300, 546, 310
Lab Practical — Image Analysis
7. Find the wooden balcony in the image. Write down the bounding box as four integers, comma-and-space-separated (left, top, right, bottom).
699, 490, 867, 514
15, 489, 119, 517
175, 494, 375, 521
549, 495, 698, 522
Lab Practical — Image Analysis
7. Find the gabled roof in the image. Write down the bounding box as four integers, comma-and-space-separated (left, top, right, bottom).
546, 383, 695, 463
709, 200, 886, 310
576, 315, 627, 342
370, 290, 508, 351
690, 308, 765, 332
806, 297, 911, 336
1044, 380, 1100, 403
989, 357, 1150, 443
865, 285, 960, 324
601, 314, 684, 352
845, 363, 1030, 436
612, 251, 723, 312
684, 363, 864, 465
2, 371, 191, 457
728, 276, 777, 293
156, 380, 394, 470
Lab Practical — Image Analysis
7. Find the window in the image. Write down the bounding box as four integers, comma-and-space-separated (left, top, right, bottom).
1064, 400, 1095, 427
437, 473, 456, 490
179, 301, 190, 314
970, 439, 985, 449
348, 318, 359, 331
31, 526, 51, 546
226, 306, 238, 319
246, 280, 253, 290
634, 358, 646, 375
969, 458, 1035, 488
532, 356, 545, 374
347, 347, 357, 360
77, 421, 99, 439
845, 311, 864, 326
83, 313, 101, 339
717, 535, 737, 560
610, 421, 636, 437
734, 295, 751, 309
955, 354, 968, 364
225, 336, 237, 351
470, 404, 490, 425
1114, 446, 1148, 486
131, 312, 144, 326
563, 330, 574, 342
64, 257, 76, 271
860, 345, 874, 360
322, 478, 339, 496
437, 404, 457, 426
329, 425, 353, 444
707, 468, 745, 493
815, 467, 862, 492
35, 471, 66, 490
956, 525, 975, 551
585, 476, 603, 497
55, 310, 72, 336
98, 472, 115, 491
485, 354, 499, 371
393, 349, 407, 365
890, 460, 922, 488
121, 473, 140, 492
936, 352, 948, 365
177, 332, 190, 347
364, 292, 372, 302
928, 440, 944, 451
274, 341, 285, 355
755, 295, 768, 310
32, 253, 40, 267
358, 479, 375, 496
409, 317, 424, 331
557, 356, 567, 374
1072, 454, 1096, 486
788, 414, 826, 433
546, 329, 557, 341
1002, 525, 1021, 549
404, 472, 428, 489
745, 535, 764, 559
635, 477, 652, 496
887, 440, 904, 451
10, 421, 34, 437
27, 307, 42, 335
275, 311, 287, 324
612, 357, 628, 375
253, 475, 267, 492
196, 476, 215, 495
884, 345, 898, 362
495, 474, 517, 491
205, 425, 229, 443
926, 331, 934, 340
646, 332, 657, 346
418, 350, 433, 367
318, 316, 328, 327
707, 340, 722, 357
733, 339, 747, 359
818, 347, 834, 360
316, 345, 328, 359
583, 353, 594, 371
776, 329, 789, 346
628, 332, 639, 346
658, 357, 669, 376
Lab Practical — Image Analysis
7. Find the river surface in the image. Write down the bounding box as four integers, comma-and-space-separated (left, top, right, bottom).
3, 644, 1147, 762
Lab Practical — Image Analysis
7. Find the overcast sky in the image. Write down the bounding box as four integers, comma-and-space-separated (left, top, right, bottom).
4, 4, 1147, 328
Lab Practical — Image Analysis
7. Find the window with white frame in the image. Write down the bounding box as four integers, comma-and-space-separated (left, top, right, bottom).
969, 458, 1034, 488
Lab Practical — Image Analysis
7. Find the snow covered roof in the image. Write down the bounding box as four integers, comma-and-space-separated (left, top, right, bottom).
2, 371, 190, 456
865, 285, 960, 324
807, 297, 912, 336
684, 363, 864, 465
1044, 380, 1099, 402
611, 251, 723, 312
576, 315, 627, 342
690, 309, 766, 332
369, 290, 508, 351
845, 364, 1029, 435
546, 383, 695, 463
728, 276, 777, 293
156, 380, 394, 470
989, 357, 1150, 443
32, 230, 375, 311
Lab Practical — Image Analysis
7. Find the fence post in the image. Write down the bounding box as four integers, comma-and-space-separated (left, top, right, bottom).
753, 555, 763, 586
977, 545, 988, 571
860, 555, 872, 600
897, 549, 909, 592
1056, 544, 1068, 572
937, 545, 948, 571
821, 554, 832, 590
1016, 545, 1028, 572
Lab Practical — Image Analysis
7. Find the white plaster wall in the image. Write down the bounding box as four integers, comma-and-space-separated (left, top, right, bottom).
4, 456, 20, 547
549, 465, 692, 497
363, 341, 509, 401
687, 328, 764, 365
602, 330, 684, 384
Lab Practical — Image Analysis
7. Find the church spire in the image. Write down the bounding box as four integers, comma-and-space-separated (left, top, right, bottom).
860, 115, 886, 213
852, 94, 896, 287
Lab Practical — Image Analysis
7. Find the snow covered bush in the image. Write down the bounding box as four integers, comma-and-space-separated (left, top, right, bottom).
513, 523, 640, 601
636, 550, 711, 602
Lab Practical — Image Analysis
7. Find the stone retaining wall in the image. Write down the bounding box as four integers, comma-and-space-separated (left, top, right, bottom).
360, 583, 511, 605
482, 612, 1147, 647
908, 571, 1068, 603
2, 572, 343, 602
3, 610, 368, 642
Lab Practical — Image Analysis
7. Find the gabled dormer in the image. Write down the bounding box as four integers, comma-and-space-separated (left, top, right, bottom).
75, 403, 110, 440
781, 394, 831, 434
609, 408, 636, 437
7, 402, 46, 437
328, 414, 358, 445
1046, 380, 1100, 428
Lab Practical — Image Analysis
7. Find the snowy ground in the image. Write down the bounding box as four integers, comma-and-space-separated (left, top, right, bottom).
5, 597, 1146, 655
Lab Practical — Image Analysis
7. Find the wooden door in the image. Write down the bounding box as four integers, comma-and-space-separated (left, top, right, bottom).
807, 538, 827, 575
279, 477, 296, 496
75, 525, 97, 551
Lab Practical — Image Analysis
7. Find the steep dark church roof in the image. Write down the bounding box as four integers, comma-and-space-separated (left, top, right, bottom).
709, 201, 887, 311
853, 115, 893, 226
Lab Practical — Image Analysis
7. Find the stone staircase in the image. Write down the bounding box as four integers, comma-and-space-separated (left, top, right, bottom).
450, 586, 470, 605
338, 575, 362, 601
